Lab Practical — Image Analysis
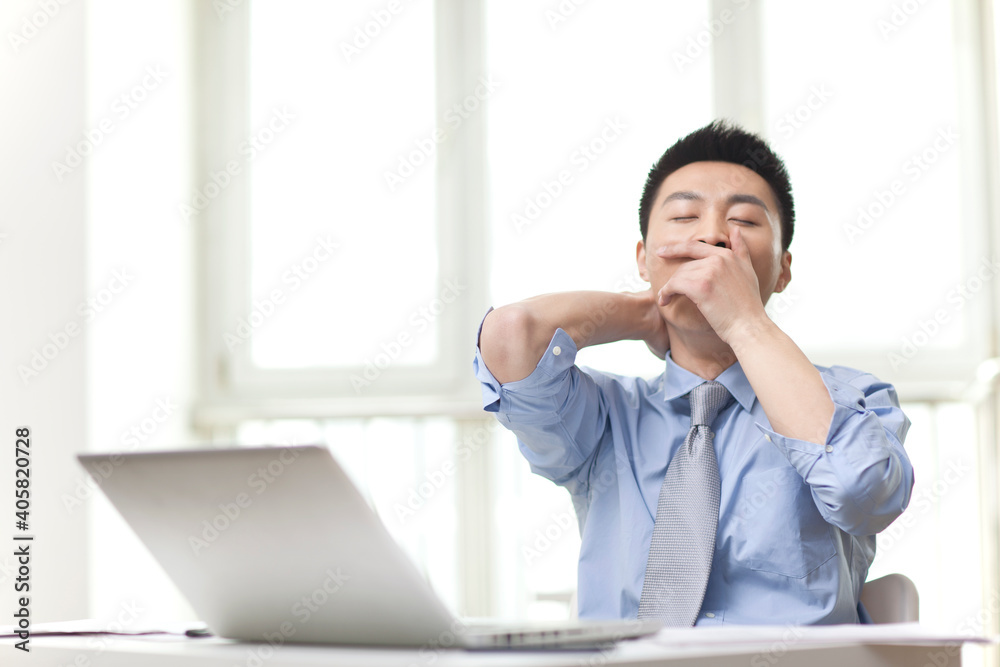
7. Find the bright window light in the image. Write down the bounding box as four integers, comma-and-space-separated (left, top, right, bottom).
248, 1, 438, 369
760, 0, 965, 355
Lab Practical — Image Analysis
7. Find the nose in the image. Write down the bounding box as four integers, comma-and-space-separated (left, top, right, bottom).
693, 215, 730, 249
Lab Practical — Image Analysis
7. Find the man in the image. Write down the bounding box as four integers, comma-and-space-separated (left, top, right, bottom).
473, 121, 913, 625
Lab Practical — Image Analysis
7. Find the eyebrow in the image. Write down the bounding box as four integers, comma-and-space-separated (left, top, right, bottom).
659, 191, 771, 213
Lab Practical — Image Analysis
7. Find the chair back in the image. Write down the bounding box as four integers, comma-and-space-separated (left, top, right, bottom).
860, 573, 919, 623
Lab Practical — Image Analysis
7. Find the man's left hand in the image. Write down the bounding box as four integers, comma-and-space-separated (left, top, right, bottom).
654, 227, 769, 345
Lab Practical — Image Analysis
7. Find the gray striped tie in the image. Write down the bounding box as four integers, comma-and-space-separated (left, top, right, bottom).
637, 380, 731, 625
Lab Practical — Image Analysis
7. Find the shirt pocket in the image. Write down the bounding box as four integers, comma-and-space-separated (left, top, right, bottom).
736, 467, 837, 578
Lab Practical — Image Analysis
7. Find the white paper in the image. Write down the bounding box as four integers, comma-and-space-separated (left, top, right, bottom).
647, 623, 995, 648
0, 618, 208, 638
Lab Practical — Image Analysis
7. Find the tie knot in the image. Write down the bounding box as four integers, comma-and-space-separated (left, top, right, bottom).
689, 381, 730, 427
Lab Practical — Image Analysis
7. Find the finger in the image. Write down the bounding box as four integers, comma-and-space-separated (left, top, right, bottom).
658, 273, 699, 306
730, 227, 751, 261
655, 241, 723, 260
657, 283, 672, 306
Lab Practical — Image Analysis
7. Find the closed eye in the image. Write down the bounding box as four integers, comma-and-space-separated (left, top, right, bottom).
730, 218, 757, 226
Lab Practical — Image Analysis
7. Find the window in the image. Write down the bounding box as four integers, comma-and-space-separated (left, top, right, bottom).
759, 0, 989, 391
199, 0, 481, 408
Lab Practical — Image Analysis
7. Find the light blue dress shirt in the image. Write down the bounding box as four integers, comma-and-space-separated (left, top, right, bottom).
474, 319, 913, 625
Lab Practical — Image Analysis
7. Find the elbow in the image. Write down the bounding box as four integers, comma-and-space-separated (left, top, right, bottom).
823, 461, 912, 536
816, 492, 899, 536
839, 508, 903, 537
479, 305, 541, 384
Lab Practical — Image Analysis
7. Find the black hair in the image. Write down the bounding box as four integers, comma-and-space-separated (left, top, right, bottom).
638, 120, 795, 252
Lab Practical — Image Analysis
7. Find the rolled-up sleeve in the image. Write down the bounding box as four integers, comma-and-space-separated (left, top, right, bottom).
473, 311, 608, 486
754, 367, 913, 536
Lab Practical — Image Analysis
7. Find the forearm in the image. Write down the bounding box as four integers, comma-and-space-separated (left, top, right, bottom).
480, 291, 658, 385
729, 317, 835, 445
752, 365, 914, 535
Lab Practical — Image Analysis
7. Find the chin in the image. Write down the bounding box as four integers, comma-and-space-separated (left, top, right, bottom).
661, 297, 713, 332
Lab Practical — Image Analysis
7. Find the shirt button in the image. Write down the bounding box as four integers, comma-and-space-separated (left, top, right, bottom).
705, 612, 716, 618
552, 346, 562, 356
825, 445, 833, 453
764, 435, 772, 443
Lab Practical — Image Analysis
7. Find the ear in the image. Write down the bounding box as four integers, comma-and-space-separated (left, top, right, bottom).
636, 240, 649, 282
774, 250, 792, 292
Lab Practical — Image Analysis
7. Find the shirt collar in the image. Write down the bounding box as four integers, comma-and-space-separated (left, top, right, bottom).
660, 351, 757, 413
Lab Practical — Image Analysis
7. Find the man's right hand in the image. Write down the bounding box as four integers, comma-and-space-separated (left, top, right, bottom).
479, 290, 671, 385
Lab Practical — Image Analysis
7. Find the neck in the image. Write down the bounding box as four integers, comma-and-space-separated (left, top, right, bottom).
666, 325, 738, 380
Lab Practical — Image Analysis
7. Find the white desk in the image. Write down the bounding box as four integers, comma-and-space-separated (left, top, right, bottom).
6, 625, 986, 667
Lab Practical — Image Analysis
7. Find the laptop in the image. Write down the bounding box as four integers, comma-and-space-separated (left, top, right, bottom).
77, 445, 661, 649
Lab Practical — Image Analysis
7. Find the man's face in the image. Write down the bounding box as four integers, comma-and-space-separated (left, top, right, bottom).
637, 160, 792, 332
